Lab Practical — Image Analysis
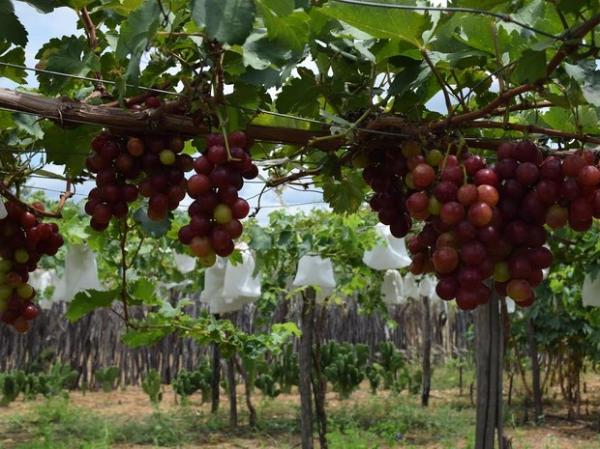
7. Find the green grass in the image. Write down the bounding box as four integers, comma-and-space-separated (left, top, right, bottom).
0, 392, 476, 449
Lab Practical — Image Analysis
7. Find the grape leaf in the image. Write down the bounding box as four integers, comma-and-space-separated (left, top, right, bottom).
43, 124, 97, 176
320, 1, 429, 47
192, 0, 256, 45
276, 71, 320, 117
0, 45, 26, 83
258, 0, 309, 53
18, 0, 56, 13
36, 36, 100, 95
115, 0, 160, 82
321, 170, 366, 214
122, 326, 170, 347
66, 289, 118, 322
511, 50, 546, 84
564, 61, 600, 108
129, 278, 159, 305
0, 0, 28, 46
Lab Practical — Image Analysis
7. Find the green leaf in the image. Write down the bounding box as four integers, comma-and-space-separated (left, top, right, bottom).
541, 107, 575, 133
0, 45, 26, 83
122, 326, 169, 347
130, 278, 159, 305
276, 71, 320, 117
388, 58, 430, 98
19, 0, 56, 13
13, 113, 43, 138
564, 61, 600, 108
43, 124, 97, 176
36, 36, 99, 95
116, 0, 160, 82
250, 111, 317, 130
133, 208, 171, 237
259, 0, 293, 16
45, 36, 99, 76
0, 0, 28, 46
249, 226, 272, 252
511, 49, 546, 84
192, 0, 256, 45
258, 1, 309, 52
321, 170, 366, 214
66, 289, 118, 322
0, 110, 14, 128
320, 2, 429, 47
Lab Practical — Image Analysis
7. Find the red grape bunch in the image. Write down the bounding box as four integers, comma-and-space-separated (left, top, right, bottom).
84, 132, 194, 230
400, 140, 600, 310
361, 141, 420, 239
178, 131, 258, 267
0, 201, 64, 332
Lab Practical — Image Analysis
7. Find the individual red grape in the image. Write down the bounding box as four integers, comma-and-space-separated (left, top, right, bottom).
436, 277, 459, 300
497, 142, 515, 160
507, 279, 532, 302
432, 247, 459, 274
473, 169, 498, 187
468, 202, 493, 227
440, 202, 465, 226
514, 141, 541, 163
434, 182, 458, 203
460, 240, 487, 265
412, 163, 435, 188
457, 184, 478, 206
187, 174, 211, 198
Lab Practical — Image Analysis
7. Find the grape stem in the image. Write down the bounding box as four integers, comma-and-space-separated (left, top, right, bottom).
214, 108, 236, 161
0, 182, 64, 218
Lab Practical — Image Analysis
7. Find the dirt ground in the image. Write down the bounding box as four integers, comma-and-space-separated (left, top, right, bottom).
0, 381, 599, 449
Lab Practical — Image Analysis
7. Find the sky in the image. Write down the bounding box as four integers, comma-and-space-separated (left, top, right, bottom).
3, 3, 447, 223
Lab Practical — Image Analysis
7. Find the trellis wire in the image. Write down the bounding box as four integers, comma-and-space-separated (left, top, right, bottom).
19, 184, 328, 211
331, 0, 595, 46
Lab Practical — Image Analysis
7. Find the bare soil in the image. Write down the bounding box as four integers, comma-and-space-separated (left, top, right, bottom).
1, 378, 599, 448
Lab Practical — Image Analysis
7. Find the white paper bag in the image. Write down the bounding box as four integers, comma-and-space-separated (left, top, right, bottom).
402, 273, 419, 300
200, 257, 229, 304
382, 270, 403, 305
30, 270, 56, 294
363, 224, 411, 270
582, 274, 600, 307
174, 253, 196, 274
63, 244, 102, 301
505, 298, 516, 314
223, 251, 261, 300
201, 253, 260, 314
293, 255, 336, 289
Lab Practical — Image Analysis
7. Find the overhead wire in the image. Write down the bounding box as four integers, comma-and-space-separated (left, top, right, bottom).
19, 184, 329, 211
330, 0, 595, 47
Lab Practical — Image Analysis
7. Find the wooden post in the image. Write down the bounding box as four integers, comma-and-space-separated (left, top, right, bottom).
210, 338, 221, 413
299, 289, 316, 449
527, 319, 543, 421
235, 357, 257, 427
421, 295, 432, 407
475, 292, 505, 449
227, 355, 238, 428
312, 303, 328, 449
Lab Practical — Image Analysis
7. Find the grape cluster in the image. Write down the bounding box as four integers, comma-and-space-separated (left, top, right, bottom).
178, 131, 257, 267
0, 201, 63, 332
85, 133, 193, 230
364, 139, 600, 310
361, 142, 420, 238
